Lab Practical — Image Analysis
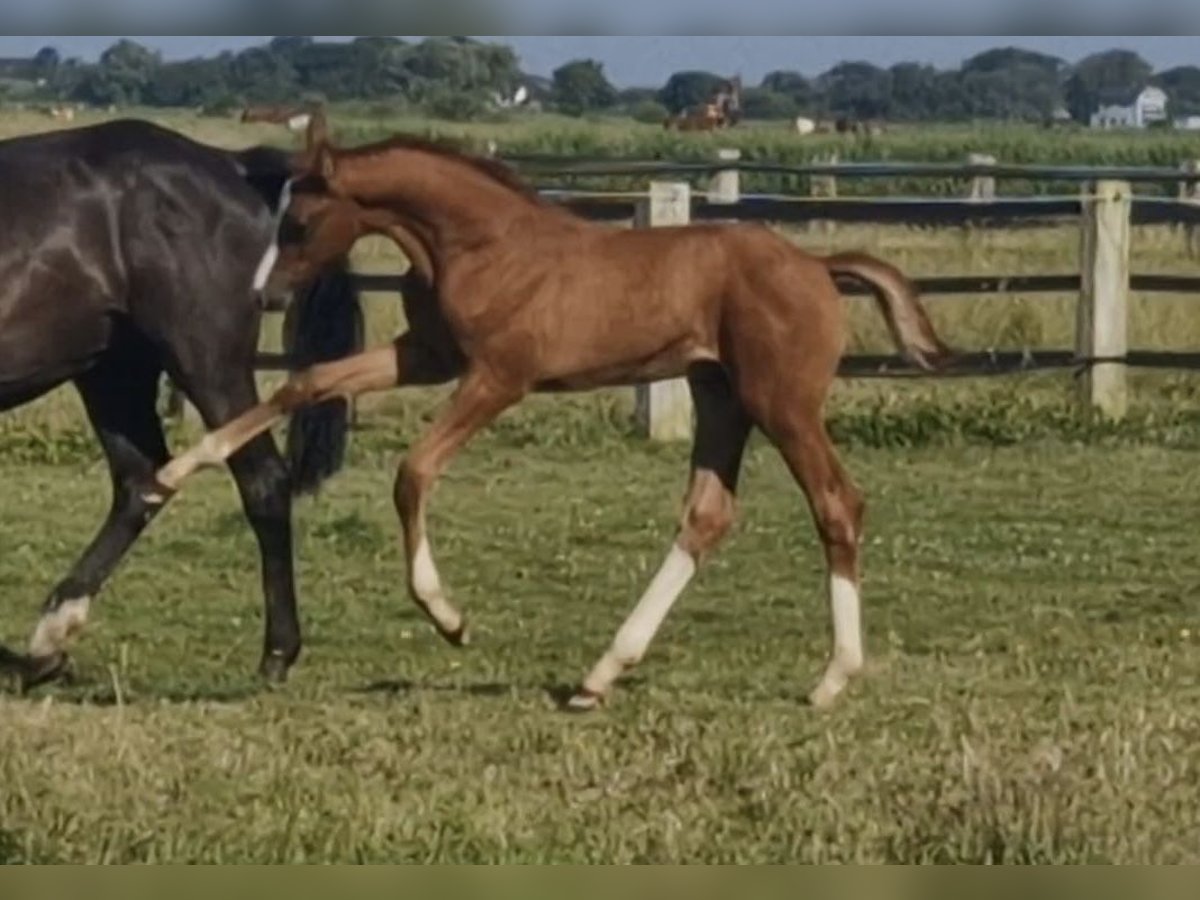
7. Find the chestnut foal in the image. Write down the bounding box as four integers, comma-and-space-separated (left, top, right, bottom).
156, 126, 952, 710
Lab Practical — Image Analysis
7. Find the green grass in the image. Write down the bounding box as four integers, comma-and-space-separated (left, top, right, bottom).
3, 395, 1200, 863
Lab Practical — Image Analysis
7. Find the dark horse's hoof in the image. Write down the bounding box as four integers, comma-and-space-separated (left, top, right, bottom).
18, 651, 73, 693
258, 651, 293, 685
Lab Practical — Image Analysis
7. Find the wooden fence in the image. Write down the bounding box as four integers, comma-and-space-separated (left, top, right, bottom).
239, 152, 1200, 441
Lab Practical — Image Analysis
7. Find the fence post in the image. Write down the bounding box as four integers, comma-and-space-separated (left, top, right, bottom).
634, 181, 694, 441
707, 148, 741, 204
1179, 159, 1199, 257
809, 152, 839, 235
1077, 179, 1131, 420
966, 152, 996, 201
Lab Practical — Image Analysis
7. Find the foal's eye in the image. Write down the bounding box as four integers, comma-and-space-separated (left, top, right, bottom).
278, 215, 306, 245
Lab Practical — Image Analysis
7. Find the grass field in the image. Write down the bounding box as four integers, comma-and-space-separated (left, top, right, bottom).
3, 107, 1200, 863
3, 393, 1200, 863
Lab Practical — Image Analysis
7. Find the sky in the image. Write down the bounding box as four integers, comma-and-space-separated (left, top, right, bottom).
0, 36, 1197, 86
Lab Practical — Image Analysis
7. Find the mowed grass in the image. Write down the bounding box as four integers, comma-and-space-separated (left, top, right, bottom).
3, 396, 1200, 863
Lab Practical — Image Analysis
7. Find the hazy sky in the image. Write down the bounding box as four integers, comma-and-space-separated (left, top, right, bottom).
0, 36, 1197, 85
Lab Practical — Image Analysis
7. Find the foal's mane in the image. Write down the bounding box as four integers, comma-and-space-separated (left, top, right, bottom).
335, 133, 545, 205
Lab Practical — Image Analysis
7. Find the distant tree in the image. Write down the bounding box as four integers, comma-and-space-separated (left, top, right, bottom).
816, 61, 891, 119
961, 46, 1064, 76
958, 65, 1062, 121
740, 87, 798, 120
1155, 65, 1200, 116
227, 46, 300, 103
32, 46, 60, 78
404, 36, 522, 97
887, 62, 941, 120
551, 59, 616, 115
760, 70, 812, 107
1064, 49, 1153, 122
658, 70, 726, 114
145, 58, 233, 108
74, 39, 161, 105
268, 36, 316, 59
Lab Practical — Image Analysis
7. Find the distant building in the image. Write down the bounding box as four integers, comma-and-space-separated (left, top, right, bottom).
1175, 115, 1200, 131
1089, 85, 1168, 129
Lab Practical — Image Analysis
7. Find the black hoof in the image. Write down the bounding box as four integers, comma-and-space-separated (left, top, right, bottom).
20, 652, 72, 693
258, 652, 292, 684
442, 620, 470, 647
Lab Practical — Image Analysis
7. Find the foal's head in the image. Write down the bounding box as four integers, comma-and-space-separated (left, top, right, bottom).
266, 171, 367, 291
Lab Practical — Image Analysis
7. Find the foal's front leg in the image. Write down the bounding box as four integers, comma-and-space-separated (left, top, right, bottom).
393, 369, 522, 645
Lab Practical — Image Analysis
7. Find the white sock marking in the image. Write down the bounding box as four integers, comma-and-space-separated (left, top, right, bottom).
252, 177, 293, 292
411, 536, 462, 635
580, 544, 697, 698
29, 596, 91, 658
811, 574, 864, 708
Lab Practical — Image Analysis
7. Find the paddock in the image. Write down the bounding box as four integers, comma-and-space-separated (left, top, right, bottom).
3, 137, 1200, 864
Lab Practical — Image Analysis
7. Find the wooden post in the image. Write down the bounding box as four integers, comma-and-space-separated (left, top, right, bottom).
1077, 180, 1130, 420
966, 153, 996, 202
809, 152, 838, 235
634, 181, 694, 441
707, 148, 741, 204
1179, 159, 1199, 257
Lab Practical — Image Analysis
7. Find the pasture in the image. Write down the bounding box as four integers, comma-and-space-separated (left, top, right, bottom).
3, 108, 1200, 863
3, 388, 1200, 863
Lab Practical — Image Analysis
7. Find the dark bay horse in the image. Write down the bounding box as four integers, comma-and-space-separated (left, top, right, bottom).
0, 119, 361, 689
159, 120, 953, 711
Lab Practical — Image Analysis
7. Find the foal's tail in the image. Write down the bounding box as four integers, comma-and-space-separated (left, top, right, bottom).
823, 251, 954, 372
282, 256, 364, 496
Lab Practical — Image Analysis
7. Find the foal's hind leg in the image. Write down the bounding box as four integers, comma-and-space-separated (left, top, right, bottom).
769, 410, 866, 709
25, 355, 170, 684
569, 361, 752, 710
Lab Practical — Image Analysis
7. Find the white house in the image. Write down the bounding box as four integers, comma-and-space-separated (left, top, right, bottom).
1175, 115, 1200, 131
1090, 85, 1168, 129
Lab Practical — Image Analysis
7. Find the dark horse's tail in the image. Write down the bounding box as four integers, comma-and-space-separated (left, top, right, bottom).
234, 144, 363, 496
282, 257, 364, 496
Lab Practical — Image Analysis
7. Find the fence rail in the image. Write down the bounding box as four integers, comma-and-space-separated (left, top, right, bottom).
506, 157, 1200, 185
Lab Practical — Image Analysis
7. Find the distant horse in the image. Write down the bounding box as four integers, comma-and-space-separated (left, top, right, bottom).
241, 104, 319, 133
42, 104, 75, 122
0, 120, 361, 689
664, 77, 742, 132
158, 116, 953, 711
793, 116, 817, 136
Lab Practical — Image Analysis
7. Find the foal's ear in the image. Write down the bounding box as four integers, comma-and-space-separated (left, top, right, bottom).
305, 108, 330, 153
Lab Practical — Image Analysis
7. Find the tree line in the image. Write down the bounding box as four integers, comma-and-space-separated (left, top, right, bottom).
6, 37, 1200, 124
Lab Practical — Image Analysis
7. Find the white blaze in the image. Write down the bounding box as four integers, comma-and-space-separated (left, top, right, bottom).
252, 177, 293, 292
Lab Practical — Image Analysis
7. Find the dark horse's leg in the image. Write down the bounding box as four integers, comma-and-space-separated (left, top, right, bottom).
24, 330, 301, 687
25, 346, 170, 686
169, 365, 301, 683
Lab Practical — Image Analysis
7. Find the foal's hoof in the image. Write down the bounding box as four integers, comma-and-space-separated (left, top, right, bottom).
564, 687, 605, 713
807, 682, 843, 711
258, 652, 293, 685
442, 619, 470, 648
20, 651, 72, 693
